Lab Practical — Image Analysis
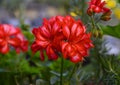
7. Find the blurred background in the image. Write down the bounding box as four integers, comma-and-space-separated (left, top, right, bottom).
0, 0, 68, 28
0, 0, 120, 26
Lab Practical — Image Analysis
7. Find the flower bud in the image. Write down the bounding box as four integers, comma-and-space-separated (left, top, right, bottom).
87, 8, 94, 16
101, 16, 111, 21
92, 29, 103, 38
92, 29, 99, 38
100, 10, 112, 21
98, 30, 103, 38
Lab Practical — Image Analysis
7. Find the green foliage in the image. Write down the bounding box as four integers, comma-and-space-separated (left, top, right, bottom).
73, 39, 120, 84
101, 23, 120, 39
118, 0, 120, 3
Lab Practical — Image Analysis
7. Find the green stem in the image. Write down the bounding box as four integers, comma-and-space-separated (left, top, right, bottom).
90, 15, 95, 29
14, 76, 19, 85
108, 61, 118, 76
81, 0, 86, 22
60, 57, 64, 85
68, 64, 77, 81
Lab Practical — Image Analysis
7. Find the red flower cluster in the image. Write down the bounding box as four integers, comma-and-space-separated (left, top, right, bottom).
0, 24, 28, 54
31, 16, 93, 63
87, 0, 111, 20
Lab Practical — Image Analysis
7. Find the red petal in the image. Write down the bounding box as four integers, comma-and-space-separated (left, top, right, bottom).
76, 26, 82, 36
103, 7, 111, 13
36, 40, 49, 48
43, 18, 49, 25
31, 42, 42, 53
52, 22, 60, 35
94, 7, 101, 13
61, 41, 69, 58
32, 28, 39, 35
0, 25, 5, 36
0, 43, 9, 54
49, 17, 56, 25
91, 0, 97, 4
21, 40, 28, 52
8, 37, 21, 46
99, 1, 106, 7
33, 29, 46, 41
66, 44, 72, 53
3, 24, 19, 35
0, 39, 6, 46
38, 34, 48, 41
75, 43, 88, 56
2, 24, 10, 34
71, 23, 78, 36
16, 32, 24, 41
65, 16, 74, 22
40, 26, 51, 38
46, 46, 58, 60
61, 41, 68, 52
56, 16, 64, 22
40, 50, 45, 61
96, 0, 101, 5
62, 24, 70, 39
70, 54, 83, 63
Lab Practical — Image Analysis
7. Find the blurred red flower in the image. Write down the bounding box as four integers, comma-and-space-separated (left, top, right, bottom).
31, 16, 93, 63
0, 24, 28, 54
14, 28, 28, 53
87, 0, 111, 15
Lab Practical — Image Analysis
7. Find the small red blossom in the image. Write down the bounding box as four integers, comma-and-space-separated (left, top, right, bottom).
87, 0, 111, 15
0, 24, 28, 54
31, 16, 93, 63
14, 28, 28, 53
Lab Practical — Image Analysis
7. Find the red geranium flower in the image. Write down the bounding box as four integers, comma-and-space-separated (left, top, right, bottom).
0, 24, 28, 54
31, 16, 64, 61
31, 16, 93, 63
61, 16, 93, 63
87, 0, 111, 15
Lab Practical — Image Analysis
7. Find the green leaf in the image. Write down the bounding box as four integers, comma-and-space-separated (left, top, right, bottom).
118, 0, 120, 3
101, 24, 120, 39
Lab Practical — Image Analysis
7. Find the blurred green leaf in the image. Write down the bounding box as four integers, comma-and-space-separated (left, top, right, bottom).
101, 24, 120, 38
118, 0, 120, 3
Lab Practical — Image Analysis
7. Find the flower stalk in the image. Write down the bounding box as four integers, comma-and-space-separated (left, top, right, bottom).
60, 57, 64, 85
90, 15, 95, 29
68, 64, 77, 81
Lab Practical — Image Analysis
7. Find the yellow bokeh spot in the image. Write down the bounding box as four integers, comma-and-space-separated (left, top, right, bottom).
106, 0, 116, 8
113, 8, 120, 19
104, 0, 109, 2
70, 12, 77, 17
